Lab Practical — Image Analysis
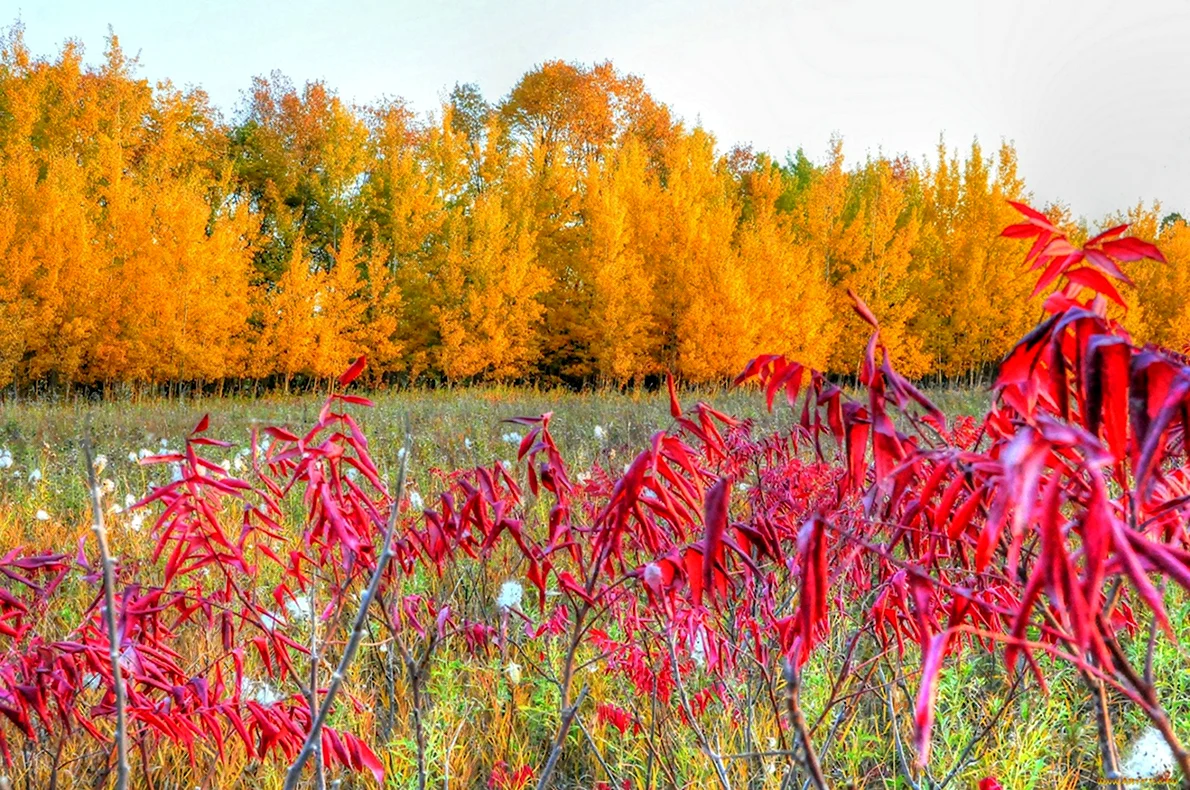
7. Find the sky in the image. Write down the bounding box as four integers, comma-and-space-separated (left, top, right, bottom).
13, 0, 1190, 219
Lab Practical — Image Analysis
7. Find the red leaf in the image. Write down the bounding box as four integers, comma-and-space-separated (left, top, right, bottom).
667, 373, 682, 419
192, 414, 210, 435
1102, 236, 1166, 264
348, 732, 385, 783
338, 355, 367, 387
847, 289, 879, 328
1064, 267, 1127, 307
1084, 247, 1132, 284
914, 632, 950, 766
1007, 200, 1054, 227
702, 478, 730, 601
1085, 336, 1131, 461
1086, 223, 1129, 247
1000, 222, 1044, 239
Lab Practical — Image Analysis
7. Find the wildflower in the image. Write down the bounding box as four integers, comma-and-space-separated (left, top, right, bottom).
691, 627, 707, 670
125, 493, 136, 508
409, 490, 424, 510
397, 446, 407, 459
594, 425, 605, 441
219, 459, 231, 472
464, 437, 473, 449
170, 464, 183, 482
505, 662, 522, 684
35, 509, 49, 521
129, 513, 145, 531
285, 595, 313, 623
101, 479, 116, 496
232, 455, 246, 472
259, 611, 286, 631
496, 581, 524, 612
0, 448, 12, 469
643, 562, 663, 592
241, 678, 282, 706
1121, 726, 1176, 782
93, 454, 108, 475
502, 431, 522, 445
27, 468, 41, 484
127, 451, 138, 463
138, 449, 152, 460
82, 673, 103, 692
159, 438, 169, 449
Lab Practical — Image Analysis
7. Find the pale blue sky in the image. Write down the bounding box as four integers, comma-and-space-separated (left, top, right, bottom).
12, 0, 1190, 219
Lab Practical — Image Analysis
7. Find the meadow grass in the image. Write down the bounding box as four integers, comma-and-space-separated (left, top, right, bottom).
2, 384, 1185, 789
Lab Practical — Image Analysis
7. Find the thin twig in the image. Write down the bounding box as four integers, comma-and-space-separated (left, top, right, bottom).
783, 660, 828, 790
575, 712, 620, 787
283, 430, 412, 790
83, 432, 129, 790
879, 668, 920, 790
308, 574, 325, 790
1144, 579, 1167, 688
667, 632, 732, 790
536, 684, 590, 789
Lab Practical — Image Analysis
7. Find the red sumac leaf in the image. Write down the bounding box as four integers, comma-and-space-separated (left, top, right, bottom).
338, 355, 367, 387
702, 478, 730, 601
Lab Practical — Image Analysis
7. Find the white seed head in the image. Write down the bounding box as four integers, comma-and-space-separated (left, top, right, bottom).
496, 581, 524, 612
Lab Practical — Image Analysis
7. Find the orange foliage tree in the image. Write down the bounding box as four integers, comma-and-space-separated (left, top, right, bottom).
3, 25, 1188, 392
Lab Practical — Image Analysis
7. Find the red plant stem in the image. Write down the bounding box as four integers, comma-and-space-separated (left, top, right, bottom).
283, 432, 411, 790
84, 434, 129, 790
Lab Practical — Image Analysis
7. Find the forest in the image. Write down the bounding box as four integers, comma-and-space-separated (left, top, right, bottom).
1, 24, 1188, 393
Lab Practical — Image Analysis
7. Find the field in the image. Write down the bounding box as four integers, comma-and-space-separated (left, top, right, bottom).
2, 384, 1188, 789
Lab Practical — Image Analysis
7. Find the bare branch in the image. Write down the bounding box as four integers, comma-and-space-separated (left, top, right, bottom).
783, 659, 828, 790
83, 431, 129, 790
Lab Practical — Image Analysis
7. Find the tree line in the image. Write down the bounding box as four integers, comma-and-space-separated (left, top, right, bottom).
0, 26, 1185, 393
